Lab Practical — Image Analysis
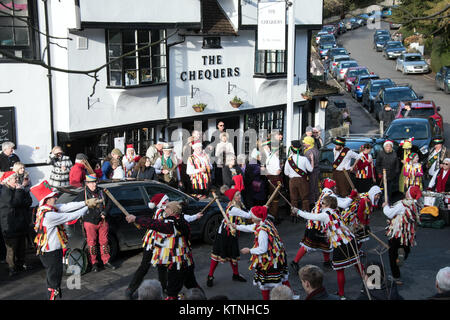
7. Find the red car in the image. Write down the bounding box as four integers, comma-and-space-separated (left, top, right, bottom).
344, 67, 370, 92
395, 100, 444, 132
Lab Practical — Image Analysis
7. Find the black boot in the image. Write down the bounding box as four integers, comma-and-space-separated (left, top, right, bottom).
104, 262, 116, 270
92, 263, 99, 272
206, 275, 214, 287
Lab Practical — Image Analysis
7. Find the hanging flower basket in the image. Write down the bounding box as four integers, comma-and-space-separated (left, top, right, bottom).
192, 103, 207, 112
301, 91, 313, 100
230, 96, 244, 108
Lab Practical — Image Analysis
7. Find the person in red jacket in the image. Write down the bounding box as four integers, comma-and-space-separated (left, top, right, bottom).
69, 154, 88, 187
352, 144, 376, 193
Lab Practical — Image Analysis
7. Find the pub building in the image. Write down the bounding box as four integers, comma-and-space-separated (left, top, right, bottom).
0, 0, 335, 185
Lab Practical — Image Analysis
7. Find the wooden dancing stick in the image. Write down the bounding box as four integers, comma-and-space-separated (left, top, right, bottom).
211, 192, 236, 235
198, 195, 218, 215
82, 159, 95, 175
268, 180, 293, 208
103, 189, 130, 217
383, 169, 388, 204
368, 230, 390, 250
343, 169, 356, 191
265, 184, 282, 207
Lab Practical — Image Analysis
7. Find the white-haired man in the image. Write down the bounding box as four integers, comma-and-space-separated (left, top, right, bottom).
0, 141, 20, 175
428, 267, 450, 300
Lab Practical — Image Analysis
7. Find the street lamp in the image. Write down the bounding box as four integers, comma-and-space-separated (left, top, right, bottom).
319, 98, 329, 109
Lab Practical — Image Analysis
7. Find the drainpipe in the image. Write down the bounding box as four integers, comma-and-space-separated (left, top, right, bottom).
43, 0, 55, 147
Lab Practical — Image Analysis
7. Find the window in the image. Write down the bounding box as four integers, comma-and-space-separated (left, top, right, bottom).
144, 185, 187, 202
243, 109, 284, 154
255, 50, 286, 75
107, 29, 167, 87
0, 0, 38, 59
203, 36, 221, 49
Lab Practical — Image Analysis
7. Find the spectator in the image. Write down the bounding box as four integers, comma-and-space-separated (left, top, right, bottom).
375, 140, 400, 204
154, 143, 181, 188
352, 143, 376, 193
379, 104, 395, 132
13, 162, 31, 192
137, 279, 163, 300
215, 132, 235, 187
312, 126, 323, 150
131, 156, 156, 180
303, 136, 320, 206
357, 261, 403, 300
94, 161, 103, 179
299, 265, 340, 300
401, 102, 412, 118
69, 153, 88, 187
301, 126, 314, 142
0, 171, 33, 276
270, 285, 294, 300
222, 154, 244, 190
122, 144, 140, 177
110, 158, 125, 180
46, 146, 72, 187
182, 287, 207, 300
146, 141, 165, 167
244, 149, 267, 207
101, 149, 123, 180
0, 141, 21, 174
428, 267, 450, 300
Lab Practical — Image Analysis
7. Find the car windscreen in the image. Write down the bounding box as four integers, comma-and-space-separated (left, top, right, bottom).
358, 78, 374, 86
321, 35, 334, 41
330, 49, 347, 56
341, 62, 358, 68
348, 69, 369, 77
371, 82, 391, 93
384, 89, 417, 102
377, 36, 390, 41
335, 57, 350, 62
144, 185, 188, 202
401, 108, 435, 118
405, 55, 423, 62
386, 43, 402, 49
322, 44, 334, 49
386, 122, 429, 140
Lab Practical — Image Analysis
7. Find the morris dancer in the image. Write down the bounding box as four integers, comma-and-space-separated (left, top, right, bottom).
352, 143, 376, 193
293, 195, 364, 300
382, 186, 422, 285
233, 206, 290, 300
332, 137, 359, 197
186, 141, 212, 199
402, 152, 424, 191
340, 186, 382, 246
31, 180, 89, 300
125, 201, 203, 300
290, 178, 355, 272
207, 187, 247, 287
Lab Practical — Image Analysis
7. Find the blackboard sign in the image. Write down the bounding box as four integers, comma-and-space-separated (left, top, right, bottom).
0, 107, 16, 146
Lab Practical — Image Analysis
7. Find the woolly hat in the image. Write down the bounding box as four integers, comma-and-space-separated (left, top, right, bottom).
432, 136, 444, 145
30, 180, 58, 206
322, 178, 336, 189
250, 206, 268, 222
303, 136, 315, 146
305, 126, 314, 133
407, 186, 422, 200
75, 153, 88, 161
148, 193, 169, 209
224, 188, 239, 202
407, 152, 419, 163
383, 140, 394, 148
1, 171, 16, 183
333, 137, 346, 146
85, 174, 97, 182
162, 142, 173, 150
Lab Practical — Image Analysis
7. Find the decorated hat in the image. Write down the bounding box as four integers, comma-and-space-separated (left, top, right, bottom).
290, 140, 302, 149
333, 137, 346, 146
432, 136, 444, 145
30, 180, 59, 206
224, 188, 239, 202
407, 186, 422, 200
399, 137, 414, 149
407, 152, 419, 162
322, 178, 336, 189
383, 140, 394, 148
162, 142, 173, 150
85, 174, 98, 182
1, 171, 16, 183
250, 206, 268, 222
126, 144, 134, 150
148, 193, 169, 209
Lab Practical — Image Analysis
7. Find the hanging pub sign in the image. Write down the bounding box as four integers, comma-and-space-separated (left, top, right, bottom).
257, 1, 286, 50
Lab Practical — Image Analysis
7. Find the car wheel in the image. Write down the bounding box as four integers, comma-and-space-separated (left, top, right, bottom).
203, 213, 222, 244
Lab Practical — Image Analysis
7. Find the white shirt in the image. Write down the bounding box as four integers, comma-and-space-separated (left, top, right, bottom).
284, 154, 313, 178
216, 207, 252, 234
186, 152, 211, 175
428, 169, 449, 190
265, 149, 281, 175
333, 147, 359, 171
320, 188, 353, 209
427, 148, 442, 177
42, 202, 88, 252
236, 223, 268, 255
111, 166, 125, 179
383, 201, 407, 219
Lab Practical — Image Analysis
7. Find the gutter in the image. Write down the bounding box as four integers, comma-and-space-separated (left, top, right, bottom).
43, 0, 55, 147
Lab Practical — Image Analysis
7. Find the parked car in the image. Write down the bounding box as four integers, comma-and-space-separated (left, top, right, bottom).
344, 67, 370, 92
58, 180, 228, 271
322, 24, 338, 37
362, 78, 395, 112
373, 29, 390, 40
395, 100, 444, 132
396, 53, 430, 74
389, 21, 402, 30
435, 65, 450, 94
319, 43, 337, 59
329, 55, 351, 75
326, 47, 349, 61
315, 31, 329, 45
382, 41, 406, 59
351, 74, 380, 101
344, 18, 358, 30
373, 85, 423, 120
373, 34, 391, 51
335, 21, 347, 35
355, 15, 367, 27
319, 34, 336, 47
335, 60, 358, 81
376, 117, 441, 159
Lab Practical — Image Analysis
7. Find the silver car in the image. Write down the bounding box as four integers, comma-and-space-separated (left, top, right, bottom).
329, 55, 351, 75
396, 53, 430, 74
334, 60, 358, 81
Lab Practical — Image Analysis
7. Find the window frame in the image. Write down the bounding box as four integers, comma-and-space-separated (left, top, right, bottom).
0, 0, 40, 62
202, 36, 221, 49
105, 28, 168, 89
253, 30, 287, 78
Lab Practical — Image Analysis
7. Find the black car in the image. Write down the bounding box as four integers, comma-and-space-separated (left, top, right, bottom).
373, 34, 391, 52
374, 117, 442, 161
382, 41, 406, 60
435, 65, 450, 94
58, 180, 228, 272
373, 29, 390, 40
373, 85, 423, 120
362, 78, 395, 112
326, 47, 349, 60
319, 34, 336, 47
